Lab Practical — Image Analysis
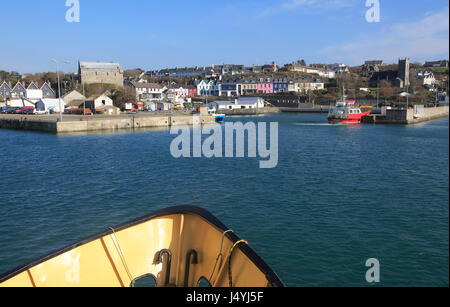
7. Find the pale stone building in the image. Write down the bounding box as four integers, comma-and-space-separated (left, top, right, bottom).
289, 79, 325, 93
78, 61, 124, 88
398, 58, 410, 88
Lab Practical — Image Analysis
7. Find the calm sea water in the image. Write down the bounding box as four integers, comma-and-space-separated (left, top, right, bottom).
0, 114, 448, 286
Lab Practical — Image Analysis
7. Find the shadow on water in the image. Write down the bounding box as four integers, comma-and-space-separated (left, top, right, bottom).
57, 127, 170, 137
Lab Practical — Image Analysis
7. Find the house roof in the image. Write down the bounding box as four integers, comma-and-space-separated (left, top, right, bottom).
365, 60, 383, 65
62, 90, 85, 99
169, 84, 183, 89
38, 98, 65, 103
236, 97, 262, 104
0, 81, 12, 90
86, 94, 111, 101
79, 61, 123, 72
210, 97, 262, 106
12, 82, 26, 92
27, 82, 39, 90
130, 81, 163, 89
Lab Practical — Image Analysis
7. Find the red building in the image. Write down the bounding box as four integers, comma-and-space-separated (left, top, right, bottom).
186, 85, 198, 97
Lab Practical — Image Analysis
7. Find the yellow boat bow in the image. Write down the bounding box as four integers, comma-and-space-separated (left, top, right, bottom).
0, 206, 284, 287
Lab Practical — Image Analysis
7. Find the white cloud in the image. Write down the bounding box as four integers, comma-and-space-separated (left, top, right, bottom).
323, 8, 450, 65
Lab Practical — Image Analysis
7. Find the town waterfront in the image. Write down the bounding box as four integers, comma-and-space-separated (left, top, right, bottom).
0, 113, 448, 286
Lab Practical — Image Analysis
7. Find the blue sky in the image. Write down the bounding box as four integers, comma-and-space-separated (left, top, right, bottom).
0, 0, 448, 73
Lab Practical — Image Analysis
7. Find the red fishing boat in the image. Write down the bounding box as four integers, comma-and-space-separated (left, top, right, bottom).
328, 99, 371, 124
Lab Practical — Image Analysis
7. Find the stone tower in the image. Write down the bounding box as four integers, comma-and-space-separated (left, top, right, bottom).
398, 58, 410, 88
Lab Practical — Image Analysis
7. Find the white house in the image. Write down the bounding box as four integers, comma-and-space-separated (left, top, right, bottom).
25, 89, 43, 100
168, 85, 188, 99
85, 94, 113, 110
197, 80, 217, 96
5, 89, 42, 107
328, 63, 349, 74
207, 97, 265, 111
288, 79, 325, 93
130, 81, 166, 102
291, 66, 335, 79
317, 69, 336, 79
35, 98, 66, 113
416, 71, 436, 86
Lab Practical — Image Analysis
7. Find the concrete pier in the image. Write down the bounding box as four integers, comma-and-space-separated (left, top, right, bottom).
219, 106, 280, 116
362, 106, 449, 124
280, 107, 329, 113
0, 113, 216, 134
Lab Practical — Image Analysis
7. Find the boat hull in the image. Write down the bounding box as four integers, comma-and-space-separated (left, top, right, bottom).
328, 118, 362, 124
328, 110, 372, 124
0, 206, 283, 287
214, 114, 225, 122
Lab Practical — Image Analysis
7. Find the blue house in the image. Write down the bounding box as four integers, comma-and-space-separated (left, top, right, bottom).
272, 77, 289, 93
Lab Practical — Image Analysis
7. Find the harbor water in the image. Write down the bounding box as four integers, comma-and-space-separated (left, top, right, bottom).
0, 113, 448, 286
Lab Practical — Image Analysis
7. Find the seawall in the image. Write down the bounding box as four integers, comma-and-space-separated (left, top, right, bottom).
362, 106, 449, 124
219, 107, 280, 116
0, 114, 216, 134
280, 106, 330, 113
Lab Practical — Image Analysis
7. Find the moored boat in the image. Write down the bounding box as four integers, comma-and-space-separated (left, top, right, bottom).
0, 206, 284, 287
208, 109, 225, 122
328, 100, 372, 124
214, 114, 225, 122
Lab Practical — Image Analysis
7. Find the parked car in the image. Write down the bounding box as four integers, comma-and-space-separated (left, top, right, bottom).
5, 107, 20, 114
15, 107, 35, 115
64, 106, 77, 113
65, 108, 92, 115
0, 107, 9, 113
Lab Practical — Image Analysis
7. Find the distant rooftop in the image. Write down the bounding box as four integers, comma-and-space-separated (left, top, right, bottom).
130, 81, 163, 89
210, 97, 263, 106
365, 60, 383, 65
79, 61, 123, 72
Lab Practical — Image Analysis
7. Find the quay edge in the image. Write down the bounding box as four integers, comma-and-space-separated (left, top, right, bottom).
362, 106, 449, 124
0, 114, 216, 134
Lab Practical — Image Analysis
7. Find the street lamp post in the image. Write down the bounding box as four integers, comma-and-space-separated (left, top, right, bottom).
83, 82, 86, 116
51, 59, 70, 122
406, 83, 409, 110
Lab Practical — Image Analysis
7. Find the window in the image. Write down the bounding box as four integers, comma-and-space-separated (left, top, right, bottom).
131, 274, 157, 287
197, 277, 212, 287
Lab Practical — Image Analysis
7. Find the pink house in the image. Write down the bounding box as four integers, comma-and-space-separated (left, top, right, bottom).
257, 78, 273, 94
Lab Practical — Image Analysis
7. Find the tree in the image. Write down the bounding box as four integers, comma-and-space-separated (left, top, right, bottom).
110, 90, 136, 109
124, 68, 145, 78
84, 83, 116, 98
379, 87, 395, 100
0, 70, 21, 84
